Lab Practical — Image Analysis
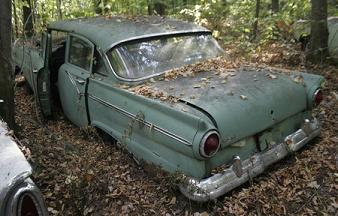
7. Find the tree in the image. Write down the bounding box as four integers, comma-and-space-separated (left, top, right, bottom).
271, 0, 279, 13
252, 0, 261, 40
307, 0, 329, 64
154, 1, 166, 15
148, 0, 166, 15
0, 0, 15, 128
12, 0, 19, 38
147, 0, 152, 15
23, 0, 33, 38
56, 0, 62, 20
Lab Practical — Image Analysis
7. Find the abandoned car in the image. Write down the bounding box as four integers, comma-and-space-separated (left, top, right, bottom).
293, 16, 338, 62
13, 16, 324, 201
0, 119, 48, 215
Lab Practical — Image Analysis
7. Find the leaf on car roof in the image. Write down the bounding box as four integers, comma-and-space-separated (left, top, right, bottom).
293, 75, 304, 84
240, 95, 248, 100
268, 73, 277, 79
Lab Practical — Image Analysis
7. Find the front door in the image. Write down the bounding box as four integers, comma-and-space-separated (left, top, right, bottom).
37, 31, 52, 117
58, 34, 94, 127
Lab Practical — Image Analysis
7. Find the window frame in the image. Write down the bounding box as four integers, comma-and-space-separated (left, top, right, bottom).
66, 33, 95, 73
92, 49, 109, 77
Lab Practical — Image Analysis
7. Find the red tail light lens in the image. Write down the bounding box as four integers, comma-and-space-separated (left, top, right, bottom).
313, 89, 323, 106
200, 131, 220, 157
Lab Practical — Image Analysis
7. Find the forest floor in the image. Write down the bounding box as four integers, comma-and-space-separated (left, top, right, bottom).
14, 41, 337, 215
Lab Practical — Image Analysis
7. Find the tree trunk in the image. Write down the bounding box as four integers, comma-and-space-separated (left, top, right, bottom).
307, 0, 329, 64
153, 1, 166, 16
56, 0, 62, 20
147, 0, 152, 15
252, 0, 260, 40
23, 0, 33, 38
12, 0, 19, 38
271, 0, 279, 13
172, 0, 176, 14
0, 0, 15, 128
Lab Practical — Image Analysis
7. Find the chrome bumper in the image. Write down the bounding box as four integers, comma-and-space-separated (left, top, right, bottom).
179, 118, 320, 202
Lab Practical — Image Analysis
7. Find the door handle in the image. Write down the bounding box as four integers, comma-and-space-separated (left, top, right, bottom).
32, 68, 38, 73
75, 79, 86, 85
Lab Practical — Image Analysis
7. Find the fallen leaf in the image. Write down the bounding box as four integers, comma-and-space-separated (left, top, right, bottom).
308, 181, 320, 189
240, 95, 248, 100
268, 73, 277, 79
169, 196, 176, 205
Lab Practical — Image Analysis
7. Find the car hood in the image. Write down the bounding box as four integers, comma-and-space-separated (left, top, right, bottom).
148, 68, 307, 146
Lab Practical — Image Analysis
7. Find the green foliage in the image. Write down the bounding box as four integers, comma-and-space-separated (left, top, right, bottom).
11, 0, 336, 52
179, 0, 227, 29
178, 0, 314, 51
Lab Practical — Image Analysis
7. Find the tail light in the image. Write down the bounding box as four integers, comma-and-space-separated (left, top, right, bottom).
313, 89, 323, 106
200, 131, 220, 157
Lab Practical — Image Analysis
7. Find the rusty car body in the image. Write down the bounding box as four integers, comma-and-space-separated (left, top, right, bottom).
12, 16, 324, 201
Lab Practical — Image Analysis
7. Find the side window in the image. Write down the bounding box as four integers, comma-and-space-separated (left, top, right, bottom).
93, 50, 108, 75
51, 30, 67, 49
68, 36, 93, 71
50, 31, 67, 75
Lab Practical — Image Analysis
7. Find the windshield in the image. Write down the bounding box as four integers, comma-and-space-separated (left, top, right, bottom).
108, 34, 224, 79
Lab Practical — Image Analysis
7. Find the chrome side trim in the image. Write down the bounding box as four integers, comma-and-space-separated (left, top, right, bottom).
64, 70, 84, 96
88, 94, 192, 146
179, 118, 320, 202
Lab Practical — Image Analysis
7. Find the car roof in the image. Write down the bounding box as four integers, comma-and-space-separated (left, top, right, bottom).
48, 16, 211, 52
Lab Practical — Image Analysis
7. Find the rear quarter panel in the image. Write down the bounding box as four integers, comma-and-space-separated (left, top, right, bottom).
87, 78, 215, 178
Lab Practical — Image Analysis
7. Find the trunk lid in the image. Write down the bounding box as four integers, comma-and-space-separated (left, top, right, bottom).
148, 68, 307, 146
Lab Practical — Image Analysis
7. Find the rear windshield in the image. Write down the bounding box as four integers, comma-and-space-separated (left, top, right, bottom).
108, 34, 224, 80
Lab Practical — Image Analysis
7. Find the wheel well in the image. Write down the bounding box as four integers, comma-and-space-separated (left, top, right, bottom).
95, 127, 118, 146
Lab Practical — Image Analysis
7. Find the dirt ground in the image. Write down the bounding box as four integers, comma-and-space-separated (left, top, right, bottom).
14, 43, 337, 215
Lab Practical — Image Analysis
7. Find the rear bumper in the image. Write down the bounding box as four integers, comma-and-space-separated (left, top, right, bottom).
179, 118, 320, 202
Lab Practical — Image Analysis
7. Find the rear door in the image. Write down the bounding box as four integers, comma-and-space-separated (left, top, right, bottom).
57, 34, 94, 127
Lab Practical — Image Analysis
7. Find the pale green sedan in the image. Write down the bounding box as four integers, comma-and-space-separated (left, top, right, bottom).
13, 16, 324, 201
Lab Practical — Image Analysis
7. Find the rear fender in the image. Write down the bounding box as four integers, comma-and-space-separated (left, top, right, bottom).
291, 72, 325, 109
